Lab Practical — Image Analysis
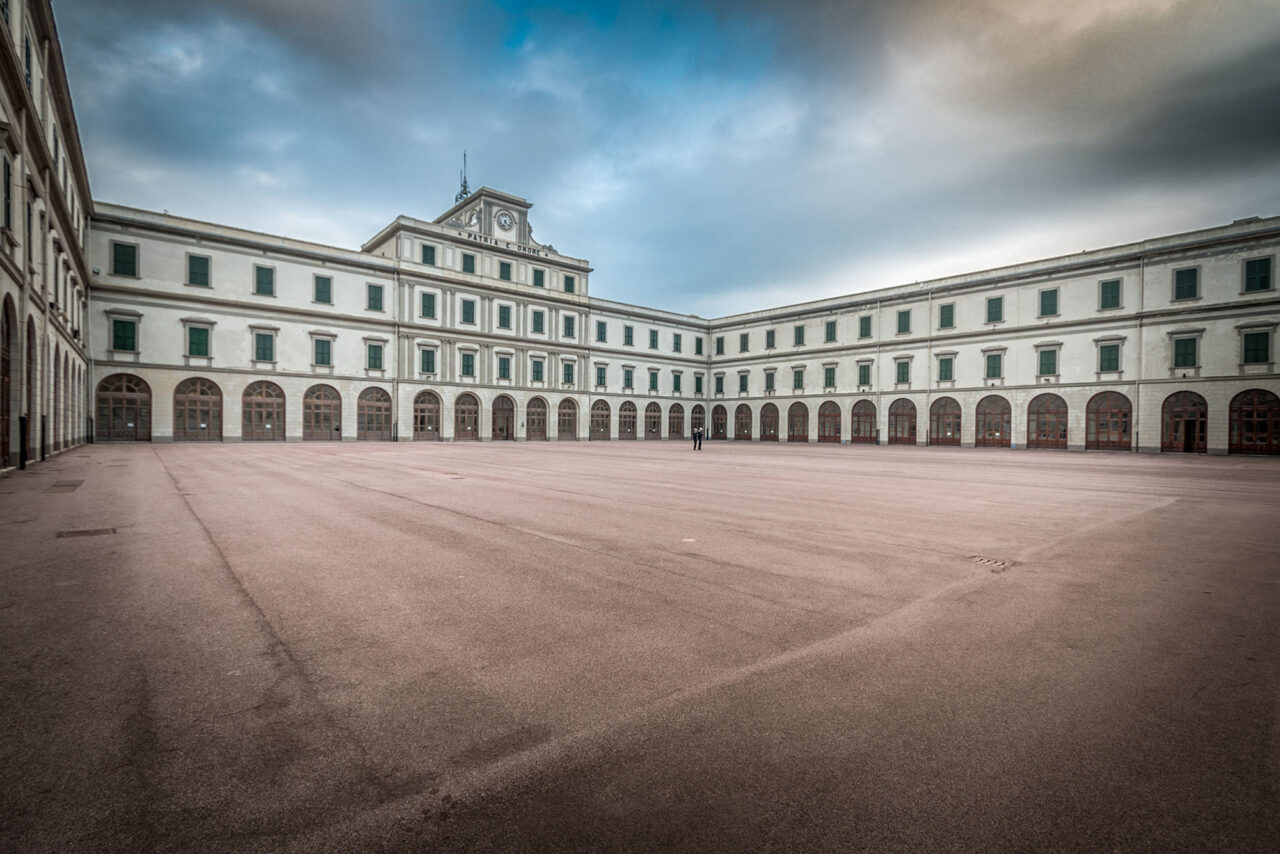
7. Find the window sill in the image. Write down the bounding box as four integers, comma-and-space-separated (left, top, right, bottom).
935, 380, 955, 389
252, 359, 277, 368
253, 292, 277, 298
1097, 305, 1124, 312
107, 349, 140, 362
184, 355, 212, 367
1095, 370, 1124, 381
184, 282, 212, 289
419, 372, 438, 380
1037, 375, 1060, 384
1169, 366, 1201, 378
1240, 362, 1274, 374
1240, 288, 1275, 297
1171, 296, 1202, 304
984, 378, 1005, 387
857, 385, 873, 393
1038, 314, 1060, 320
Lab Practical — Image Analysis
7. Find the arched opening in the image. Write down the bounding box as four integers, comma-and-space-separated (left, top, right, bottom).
760, 403, 779, 441
929, 397, 961, 446
888, 399, 916, 445
303, 384, 342, 441
619, 400, 637, 439
357, 387, 393, 441
818, 401, 840, 443
691, 404, 706, 435
850, 400, 876, 444
1162, 391, 1207, 453
787, 402, 809, 442
492, 395, 515, 440
645, 402, 662, 438
557, 398, 578, 440
667, 403, 684, 439
242, 381, 285, 441
975, 395, 1011, 448
1230, 389, 1280, 454
711, 405, 727, 439
1086, 391, 1131, 451
1027, 393, 1068, 450
413, 390, 441, 440
590, 400, 610, 440
527, 397, 548, 440
26, 318, 37, 459
52, 345, 60, 450
96, 373, 152, 442
734, 404, 753, 441
1, 298, 12, 466
454, 393, 480, 440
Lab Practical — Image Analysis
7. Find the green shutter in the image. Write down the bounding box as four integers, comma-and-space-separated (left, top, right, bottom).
765, 372, 774, 391
858, 364, 870, 385
462, 353, 475, 376
825, 320, 836, 342
986, 297, 1002, 323
824, 366, 835, 387
695, 375, 703, 394
533, 360, 544, 382
498, 356, 510, 379
624, 369, 633, 388
695, 338, 703, 355
421, 245, 435, 266
255, 333, 274, 362
1039, 349, 1057, 376
255, 266, 274, 295
563, 363, 574, 383
1100, 279, 1121, 309
315, 276, 332, 304
532, 311, 544, 334
111, 319, 136, 351
462, 300, 475, 324
794, 325, 805, 346
421, 349, 435, 373
533, 269, 544, 287
1245, 258, 1272, 292
1174, 268, 1198, 300
187, 255, 210, 287
421, 292, 435, 318
739, 332, 748, 352
1099, 344, 1119, 372
564, 316, 575, 337
499, 306, 511, 328
860, 316, 871, 338
1040, 290, 1057, 317
651, 371, 660, 391
499, 261, 511, 281
985, 354, 1001, 378
595, 365, 605, 386
368, 284, 383, 311
1174, 338, 1197, 367
188, 326, 209, 357
564, 275, 575, 293
112, 243, 137, 276
939, 304, 953, 329
462, 254, 475, 274
624, 326, 633, 346
673, 374, 682, 392
896, 361, 909, 383
673, 334, 682, 352
1243, 332, 1270, 363
368, 344, 383, 370
793, 369, 803, 389
315, 338, 331, 366
652, 329, 660, 349
897, 311, 910, 334
766, 329, 775, 348
938, 357, 952, 381
596, 321, 607, 342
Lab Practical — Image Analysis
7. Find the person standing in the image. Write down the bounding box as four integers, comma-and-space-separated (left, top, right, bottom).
693, 425, 703, 450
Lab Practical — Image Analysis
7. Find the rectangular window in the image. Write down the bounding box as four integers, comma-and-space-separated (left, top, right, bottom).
985, 353, 1002, 379
764, 372, 775, 392
1039, 349, 1057, 376
111, 319, 136, 351
1243, 332, 1270, 364
563, 315, 575, 338
564, 275, 576, 294
824, 366, 836, 388
421, 244, 436, 266
695, 375, 703, 394
624, 325, 634, 346
367, 283, 384, 311
1099, 279, 1121, 309
595, 365, 605, 387
715, 336, 725, 355
367, 343, 383, 370
461, 299, 476, 324
624, 368, 634, 389
314, 338, 332, 367
986, 297, 1003, 323
896, 310, 910, 334
462, 253, 476, 274
825, 320, 837, 343
533, 269, 544, 287
1245, 258, 1272, 293
498, 305, 512, 329
793, 369, 803, 390
794, 325, 805, 346
739, 332, 749, 353
1173, 338, 1197, 367
896, 361, 909, 384
650, 370, 660, 391
187, 255, 210, 287
254, 332, 274, 362
596, 320, 607, 342
938, 357, 953, 381
673, 373, 682, 393
1098, 344, 1119, 372
1039, 289, 1059, 317
715, 375, 724, 395
739, 373, 749, 393
766, 329, 776, 349
651, 329, 660, 349
858, 363, 871, 386
420, 349, 435, 373
859, 315, 872, 338
498, 356, 511, 379
532, 360, 544, 382
461, 353, 475, 377
254, 265, 274, 296
1174, 268, 1198, 300
532, 310, 545, 334
112, 242, 138, 277
695, 338, 704, 356
187, 327, 209, 357
563, 362, 575, 384
314, 275, 332, 304
421, 292, 436, 318
939, 304, 954, 329
673, 333, 682, 353
499, 261, 512, 281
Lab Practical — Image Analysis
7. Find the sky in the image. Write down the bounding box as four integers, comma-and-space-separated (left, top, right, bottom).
55, 0, 1280, 317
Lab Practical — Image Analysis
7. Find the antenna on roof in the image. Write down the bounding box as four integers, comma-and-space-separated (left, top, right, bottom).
455, 151, 471, 203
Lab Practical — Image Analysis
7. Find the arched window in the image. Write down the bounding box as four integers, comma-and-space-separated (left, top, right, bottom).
173, 377, 222, 442
558, 398, 578, 440
1086, 391, 1131, 451
590, 400, 610, 440
1, 297, 12, 466
413, 390, 441, 440
96, 373, 151, 442
818, 401, 840, 443
929, 397, 961, 446
1027, 393, 1068, 449
619, 400, 637, 439
526, 397, 548, 440
758, 403, 779, 441
668, 403, 685, 439
975, 395, 1010, 447
691, 404, 706, 434
492, 395, 515, 440
243, 381, 285, 441
1162, 391, 1207, 453
850, 400, 876, 444
303, 384, 342, 441
645, 402, 662, 438
454, 393, 480, 440
1230, 389, 1280, 455
734, 404, 753, 440
888, 399, 916, 445
711, 404, 728, 439
357, 387, 393, 441
787, 402, 809, 442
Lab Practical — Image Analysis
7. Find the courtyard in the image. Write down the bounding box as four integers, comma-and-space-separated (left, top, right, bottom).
2, 442, 1278, 852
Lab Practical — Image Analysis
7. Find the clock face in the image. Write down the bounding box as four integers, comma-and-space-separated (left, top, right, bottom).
496, 211, 515, 231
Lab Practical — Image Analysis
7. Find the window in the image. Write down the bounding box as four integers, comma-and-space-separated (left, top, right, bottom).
1174, 337, 1197, 367
1243, 332, 1270, 364
715, 336, 725, 355
462, 253, 476, 274
314, 338, 332, 367
714, 375, 724, 395
367, 343, 383, 370
532, 359, 544, 382
254, 332, 274, 362
3, 157, 10, 231
825, 320, 836, 343
498, 356, 511, 379
673, 333, 682, 352
739, 332, 749, 352
532, 310, 545, 334
624, 368, 634, 389
858, 363, 871, 386
673, 373, 682, 393
314, 275, 332, 304
420, 349, 435, 373
1245, 258, 1272, 293
939, 304, 954, 329
1040, 289, 1058, 317
461, 299, 476, 324
563, 362, 575, 384
739, 373, 749, 393
533, 269, 544, 287
938, 356, 953, 381
1039, 349, 1057, 376
564, 275, 576, 294
1099, 344, 1120, 372
896, 310, 910, 334
695, 338, 704, 355
421, 292, 436, 318
765, 372, 775, 392
650, 370, 660, 391
461, 353, 475, 377
794, 325, 805, 346
367, 283, 383, 311
499, 261, 512, 281
793, 369, 804, 390
651, 329, 660, 349
596, 321, 607, 342
766, 329, 776, 349
187, 255, 211, 287
986, 297, 1003, 323
254, 265, 274, 296
624, 325, 634, 346
187, 327, 209, 357
421, 244, 436, 266
594, 365, 605, 386
896, 361, 910, 384
563, 315, 575, 338
1099, 279, 1121, 310
695, 375, 703, 394
985, 353, 1002, 379
1174, 268, 1198, 300
111, 319, 136, 351
824, 366, 836, 388
111, 242, 138, 277
498, 305, 512, 329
